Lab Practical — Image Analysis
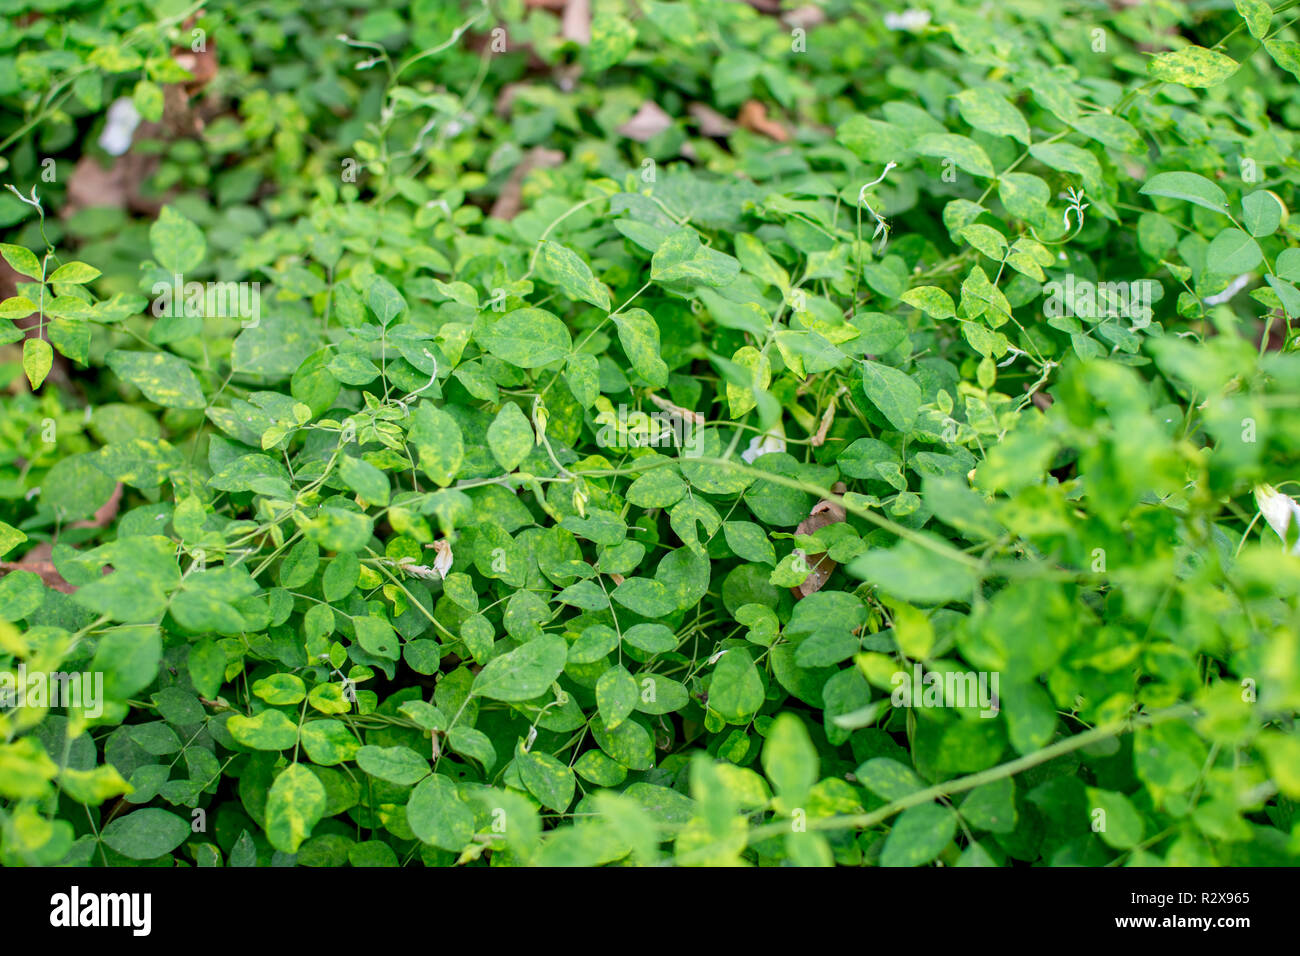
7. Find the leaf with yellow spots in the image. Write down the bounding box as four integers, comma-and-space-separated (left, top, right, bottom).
106, 349, 206, 409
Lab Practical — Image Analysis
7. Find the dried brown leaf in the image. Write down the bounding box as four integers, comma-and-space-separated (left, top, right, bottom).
790, 481, 847, 600
737, 99, 789, 142
688, 102, 736, 137
489, 146, 565, 220
618, 101, 673, 143
561, 0, 591, 44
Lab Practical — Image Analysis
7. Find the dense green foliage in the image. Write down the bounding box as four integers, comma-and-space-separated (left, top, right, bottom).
2, 0, 1299, 867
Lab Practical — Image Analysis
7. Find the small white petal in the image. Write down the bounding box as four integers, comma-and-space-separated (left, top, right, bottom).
742, 430, 787, 464
98, 97, 141, 157
1254, 484, 1300, 555
431, 539, 454, 579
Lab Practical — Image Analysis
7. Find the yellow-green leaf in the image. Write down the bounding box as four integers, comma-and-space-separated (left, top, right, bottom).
953, 87, 1031, 145
22, 338, 53, 389
1148, 46, 1239, 88
0, 243, 42, 280
536, 240, 611, 311
1236, 0, 1271, 40
48, 261, 101, 284
265, 763, 326, 853
106, 348, 206, 408
407, 400, 464, 487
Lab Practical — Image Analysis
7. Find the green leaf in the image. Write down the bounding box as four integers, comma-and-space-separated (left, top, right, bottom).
133, 78, 163, 121
735, 233, 790, 292
998, 172, 1051, 223
0, 296, 38, 320
1236, 0, 1271, 40
569, 624, 619, 664
1069, 114, 1142, 154
901, 286, 955, 320
1278, 248, 1300, 282
596, 664, 638, 730
407, 774, 474, 851
338, 454, 390, 506
0, 570, 42, 621
723, 521, 776, 565
89, 626, 162, 696
611, 576, 677, 616
915, 133, 994, 178
536, 241, 611, 310
253, 673, 307, 705
612, 308, 669, 386
323, 552, 359, 601
227, 709, 300, 750
364, 274, 406, 325
149, 206, 206, 275
623, 623, 677, 654
471, 634, 568, 701
954, 87, 1030, 145
480, 309, 572, 368
1206, 227, 1263, 274
880, 803, 956, 866
407, 401, 464, 487
487, 402, 533, 472
1085, 787, 1144, 849
354, 615, 400, 661
106, 349, 206, 409
565, 352, 599, 407
586, 13, 637, 71
836, 116, 911, 163
22, 338, 52, 389
762, 713, 817, 808
959, 224, 1009, 260
0, 243, 42, 279
856, 757, 925, 801
861, 360, 921, 431
265, 763, 327, 853
1265, 275, 1300, 317
45, 452, 121, 520
1265, 38, 1300, 79
959, 778, 1017, 834
626, 468, 687, 508
651, 227, 741, 287
848, 538, 978, 604
300, 720, 360, 766
1139, 171, 1230, 216
302, 507, 373, 553
446, 727, 496, 772
48, 261, 101, 284
709, 648, 765, 724
517, 746, 577, 811
101, 808, 190, 860
1148, 46, 1239, 88
1028, 143, 1102, 193
356, 744, 430, 785
1241, 190, 1284, 237
0, 520, 26, 558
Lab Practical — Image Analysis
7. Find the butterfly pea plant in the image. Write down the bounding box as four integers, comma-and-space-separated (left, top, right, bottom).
0, 0, 1298, 867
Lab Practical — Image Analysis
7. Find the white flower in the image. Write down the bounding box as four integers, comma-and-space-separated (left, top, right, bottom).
99, 98, 141, 157
742, 428, 787, 464
883, 10, 931, 31
1203, 273, 1253, 306
1255, 485, 1300, 555
390, 539, 453, 581
430, 539, 454, 579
